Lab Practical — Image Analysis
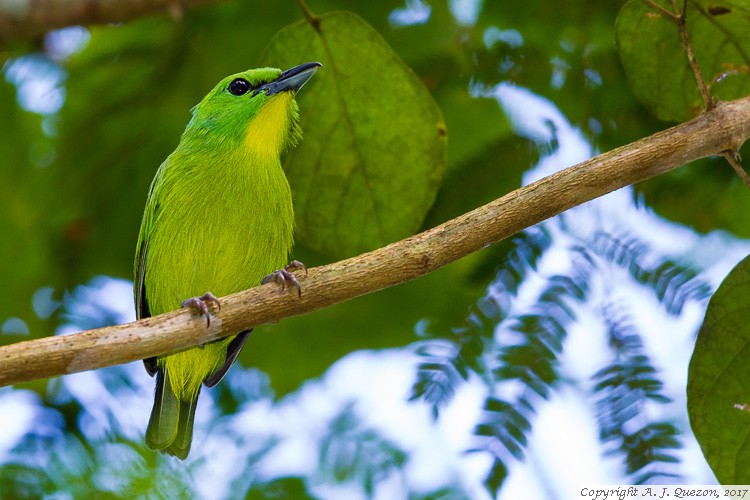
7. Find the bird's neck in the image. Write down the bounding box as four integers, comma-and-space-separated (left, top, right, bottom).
243, 92, 298, 161
182, 93, 300, 163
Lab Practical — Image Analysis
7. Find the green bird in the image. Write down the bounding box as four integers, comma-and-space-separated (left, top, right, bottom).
134, 62, 320, 459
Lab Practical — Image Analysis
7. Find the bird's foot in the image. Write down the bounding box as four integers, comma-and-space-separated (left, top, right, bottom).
262, 260, 308, 297
181, 292, 221, 327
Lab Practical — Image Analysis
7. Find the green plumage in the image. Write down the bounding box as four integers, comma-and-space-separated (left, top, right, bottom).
134, 64, 319, 459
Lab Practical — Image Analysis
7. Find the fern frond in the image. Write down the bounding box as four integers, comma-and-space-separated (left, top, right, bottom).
410, 229, 553, 418
591, 232, 711, 315
319, 405, 406, 496
593, 304, 681, 483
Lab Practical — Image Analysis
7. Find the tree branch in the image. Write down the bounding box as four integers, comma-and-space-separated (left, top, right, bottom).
673, 0, 715, 111
0, 0, 224, 43
722, 150, 750, 189
1, 95, 749, 388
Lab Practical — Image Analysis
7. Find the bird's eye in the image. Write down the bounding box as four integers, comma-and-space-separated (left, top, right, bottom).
228, 78, 251, 96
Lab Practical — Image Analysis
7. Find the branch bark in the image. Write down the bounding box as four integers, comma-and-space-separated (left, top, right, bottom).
0, 0, 224, 43
1, 95, 749, 388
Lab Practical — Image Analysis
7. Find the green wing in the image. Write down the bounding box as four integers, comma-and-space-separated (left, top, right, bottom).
134, 237, 150, 319
135, 163, 164, 376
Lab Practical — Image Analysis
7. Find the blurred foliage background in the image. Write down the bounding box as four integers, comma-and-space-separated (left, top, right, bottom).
1, 0, 748, 498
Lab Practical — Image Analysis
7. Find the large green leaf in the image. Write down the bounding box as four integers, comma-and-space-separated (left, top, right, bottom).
616, 0, 750, 122
688, 254, 750, 483
260, 10, 447, 259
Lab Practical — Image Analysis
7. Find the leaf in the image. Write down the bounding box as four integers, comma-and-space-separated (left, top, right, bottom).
484, 459, 508, 497
616, 0, 750, 122
688, 254, 750, 484
260, 10, 447, 259
246, 477, 314, 500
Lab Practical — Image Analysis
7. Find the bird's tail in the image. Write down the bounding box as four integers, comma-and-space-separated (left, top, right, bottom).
145, 369, 199, 460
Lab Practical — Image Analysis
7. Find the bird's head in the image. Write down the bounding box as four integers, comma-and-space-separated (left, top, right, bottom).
186, 62, 321, 158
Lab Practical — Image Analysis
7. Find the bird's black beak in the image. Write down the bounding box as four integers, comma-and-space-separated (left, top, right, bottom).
256, 62, 322, 96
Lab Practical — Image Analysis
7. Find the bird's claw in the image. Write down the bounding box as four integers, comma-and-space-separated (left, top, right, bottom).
262, 260, 307, 297
181, 292, 221, 327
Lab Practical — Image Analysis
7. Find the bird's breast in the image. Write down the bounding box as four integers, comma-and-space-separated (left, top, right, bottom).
144, 158, 294, 315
